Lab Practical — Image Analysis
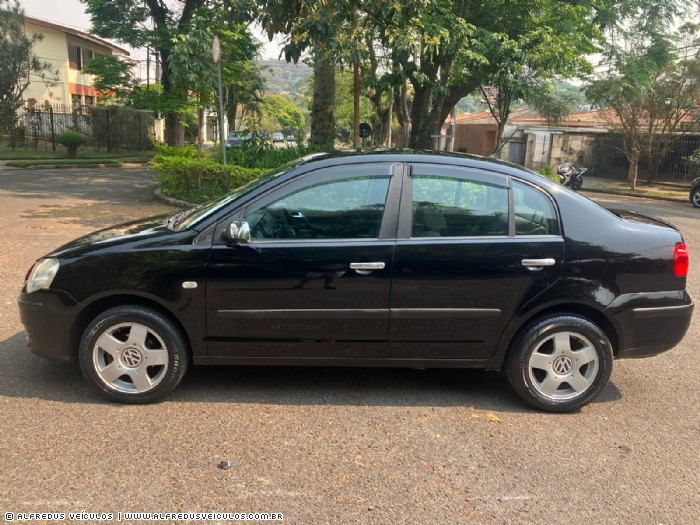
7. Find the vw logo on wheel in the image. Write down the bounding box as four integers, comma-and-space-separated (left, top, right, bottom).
120, 347, 143, 368
553, 355, 574, 375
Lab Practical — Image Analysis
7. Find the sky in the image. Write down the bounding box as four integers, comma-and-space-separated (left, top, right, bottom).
19, 0, 282, 79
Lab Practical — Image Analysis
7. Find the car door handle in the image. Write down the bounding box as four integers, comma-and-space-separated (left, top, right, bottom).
350, 262, 385, 275
521, 258, 556, 271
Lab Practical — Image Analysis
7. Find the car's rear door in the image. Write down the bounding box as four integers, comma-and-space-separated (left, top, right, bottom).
205, 162, 402, 360
389, 163, 564, 360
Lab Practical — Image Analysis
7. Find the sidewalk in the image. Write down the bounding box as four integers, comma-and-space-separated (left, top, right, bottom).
582, 175, 690, 203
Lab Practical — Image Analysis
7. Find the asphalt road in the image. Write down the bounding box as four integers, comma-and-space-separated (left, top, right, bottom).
0, 169, 698, 524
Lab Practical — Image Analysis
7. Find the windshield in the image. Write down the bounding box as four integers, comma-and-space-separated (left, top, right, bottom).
166, 159, 304, 231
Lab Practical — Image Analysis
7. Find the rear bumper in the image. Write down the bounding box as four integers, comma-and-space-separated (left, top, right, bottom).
18, 289, 80, 362
607, 291, 694, 359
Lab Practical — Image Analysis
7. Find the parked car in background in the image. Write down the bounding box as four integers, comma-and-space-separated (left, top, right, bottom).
689, 177, 700, 208
19, 151, 693, 411
225, 131, 251, 149
271, 132, 285, 143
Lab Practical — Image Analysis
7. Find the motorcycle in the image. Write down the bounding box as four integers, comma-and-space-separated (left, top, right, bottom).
557, 161, 585, 191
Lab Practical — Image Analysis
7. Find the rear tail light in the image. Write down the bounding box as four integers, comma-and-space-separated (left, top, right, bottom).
674, 243, 689, 277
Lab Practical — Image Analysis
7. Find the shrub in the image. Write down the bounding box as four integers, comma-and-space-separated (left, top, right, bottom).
684, 150, 700, 180
56, 132, 85, 159
151, 153, 267, 203
538, 164, 560, 183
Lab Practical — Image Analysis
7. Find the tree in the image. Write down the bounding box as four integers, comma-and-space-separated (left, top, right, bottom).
0, 0, 55, 147
259, 93, 305, 136
587, 10, 700, 189
167, 11, 217, 151
82, 0, 256, 146
259, 0, 367, 146
82, 54, 135, 99
220, 25, 265, 134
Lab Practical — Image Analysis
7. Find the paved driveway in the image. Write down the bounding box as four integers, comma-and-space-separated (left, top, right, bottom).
0, 170, 698, 524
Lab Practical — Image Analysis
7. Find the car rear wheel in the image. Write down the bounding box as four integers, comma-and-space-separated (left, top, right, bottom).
79, 306, 189, 404
505, 315, 613, 412
690, 187, 700, 208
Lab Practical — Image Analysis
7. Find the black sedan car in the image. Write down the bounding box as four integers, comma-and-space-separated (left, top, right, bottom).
690, 177, 700, 208
19, 152, 693, 412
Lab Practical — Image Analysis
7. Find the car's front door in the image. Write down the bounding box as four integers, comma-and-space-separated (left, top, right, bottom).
206, 163, 402, 360
389, 164, 564, 360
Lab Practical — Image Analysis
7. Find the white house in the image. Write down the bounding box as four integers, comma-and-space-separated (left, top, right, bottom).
23, 16, 130, 107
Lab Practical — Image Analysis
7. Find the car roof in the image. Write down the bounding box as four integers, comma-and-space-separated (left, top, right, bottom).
289, 149, 554, 188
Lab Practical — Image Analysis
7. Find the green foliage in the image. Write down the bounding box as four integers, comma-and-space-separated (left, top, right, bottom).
586, 15, 700, 188
154, 141, 332, 202
56, 132, 85, 159
0, 0, 56, 146
154, 143, 199, 159
538, 165, 559, 183
167, 11, 216, 103
82, 0, 258, 146
151, 151, 268, 203
259, 94, 305, 136
684, 150, 700, 179
250, 143, 330, 169
82, 55, 134, 97
527, 83, 577, 128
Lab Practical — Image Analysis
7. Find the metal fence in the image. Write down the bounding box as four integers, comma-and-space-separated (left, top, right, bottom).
592, 134, 700, 183
2, 104, 155, 152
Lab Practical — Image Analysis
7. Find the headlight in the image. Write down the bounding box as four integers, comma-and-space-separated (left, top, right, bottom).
26, 258, 60, 293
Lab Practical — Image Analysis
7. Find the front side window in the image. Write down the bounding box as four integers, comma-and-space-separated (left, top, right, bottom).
247, 176, 391, 240
412, 175, 508, 237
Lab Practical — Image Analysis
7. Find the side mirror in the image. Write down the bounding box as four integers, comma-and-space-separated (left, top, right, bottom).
224, 220, 251, 244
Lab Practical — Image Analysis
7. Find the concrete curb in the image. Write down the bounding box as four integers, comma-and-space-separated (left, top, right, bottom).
582, 187, 688, 204
153, 188, 196, 208
4, 162, 149, 170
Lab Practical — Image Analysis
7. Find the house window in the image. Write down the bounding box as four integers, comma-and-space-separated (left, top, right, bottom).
68, 44, 80, 69
72, 94, 82, 109
68, 43, 94, 70
84, 95, 94, 106
81, 48, 93, 68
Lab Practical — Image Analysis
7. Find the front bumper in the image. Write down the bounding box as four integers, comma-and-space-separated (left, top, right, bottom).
18, 289, 80, 362
607, 291, 694, 359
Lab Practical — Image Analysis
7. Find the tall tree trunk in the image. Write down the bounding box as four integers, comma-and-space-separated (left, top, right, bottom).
159, 48, 185, 147
409, 84, 434, 149
164, 113, 184, 147
628, 152, 639, 191
393, 84, 411, 147
196, 105, 204, 153
310, 51, 336, 147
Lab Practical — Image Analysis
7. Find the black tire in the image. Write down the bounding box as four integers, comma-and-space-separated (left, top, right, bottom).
690, 187, 700, 208
505, 315, 613, 413
79, 305, 189, 404
571, 177, 583, 191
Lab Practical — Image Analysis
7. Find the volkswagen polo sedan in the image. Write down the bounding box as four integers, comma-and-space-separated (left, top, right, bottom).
19, 152, 693, 411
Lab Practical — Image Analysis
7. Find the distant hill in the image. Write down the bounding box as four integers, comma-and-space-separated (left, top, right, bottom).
260, 60, 312, 108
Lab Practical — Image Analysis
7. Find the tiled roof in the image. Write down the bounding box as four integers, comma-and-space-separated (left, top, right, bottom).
450, 108, 618, 128
25, 16, 130, 56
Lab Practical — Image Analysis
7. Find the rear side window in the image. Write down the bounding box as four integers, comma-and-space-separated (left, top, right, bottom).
412, 176, 509, 237
512, 180, 559, 235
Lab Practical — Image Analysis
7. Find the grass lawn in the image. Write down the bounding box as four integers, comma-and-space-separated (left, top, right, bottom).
0, 148, 154, 161
585, 180, 689, 201
5, 157, 151, 168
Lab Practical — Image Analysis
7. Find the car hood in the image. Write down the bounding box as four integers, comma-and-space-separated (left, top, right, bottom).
48, 215, 175, 258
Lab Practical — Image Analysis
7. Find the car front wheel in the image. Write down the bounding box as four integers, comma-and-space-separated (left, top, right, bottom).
79, 306, 189, 404
506, 315, 613, 412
